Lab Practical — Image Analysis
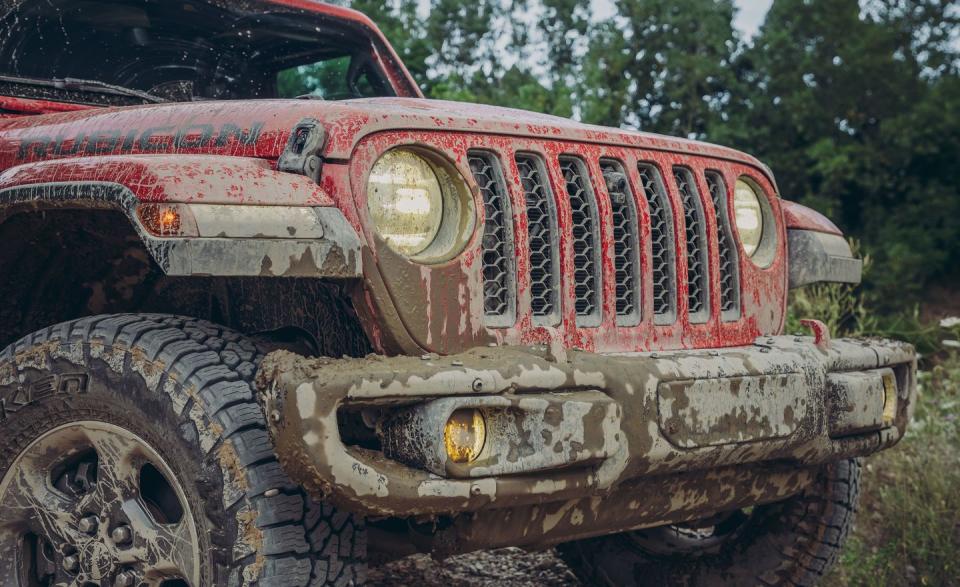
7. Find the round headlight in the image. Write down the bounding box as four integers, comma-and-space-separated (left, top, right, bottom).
368, 150, 444, 256
734, 179, 765, 257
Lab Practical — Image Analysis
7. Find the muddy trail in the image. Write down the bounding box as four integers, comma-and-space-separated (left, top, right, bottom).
369, 548, 582, 586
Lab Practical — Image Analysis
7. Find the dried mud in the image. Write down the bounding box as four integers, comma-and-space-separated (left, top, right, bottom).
369, 548, 581, 586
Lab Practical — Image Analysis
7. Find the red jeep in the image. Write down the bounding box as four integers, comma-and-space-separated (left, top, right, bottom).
0, 1, 916, 586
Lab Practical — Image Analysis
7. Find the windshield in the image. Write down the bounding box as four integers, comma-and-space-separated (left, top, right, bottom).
0, 0, 399, 103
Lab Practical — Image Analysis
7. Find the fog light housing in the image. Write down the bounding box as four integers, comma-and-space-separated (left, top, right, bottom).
444, 409, 486, 464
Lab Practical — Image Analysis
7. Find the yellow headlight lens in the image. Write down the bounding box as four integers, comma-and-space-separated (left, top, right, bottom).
444, 409, 486, 464
368, 150, 444, 256
734, 179, 764, 257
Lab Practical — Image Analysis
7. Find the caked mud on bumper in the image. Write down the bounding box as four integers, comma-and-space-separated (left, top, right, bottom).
257, 336, 916, 551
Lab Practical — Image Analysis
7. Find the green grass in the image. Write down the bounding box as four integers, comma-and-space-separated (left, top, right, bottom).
823, 355, 960, 587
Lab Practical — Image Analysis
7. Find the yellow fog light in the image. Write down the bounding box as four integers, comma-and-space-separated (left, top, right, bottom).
882, 373, 898, 425
444, 409, 486, 464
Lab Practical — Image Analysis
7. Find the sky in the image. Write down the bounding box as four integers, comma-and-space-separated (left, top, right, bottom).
734, 0, 774, 38
412, 0, 775, 41
591, 0, 774, 39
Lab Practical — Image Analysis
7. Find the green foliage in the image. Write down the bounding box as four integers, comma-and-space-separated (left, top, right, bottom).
785, 241, 875, 337
784, 239, 960, 357
581, 0, 741, 138
277, 57, 353, 99
736, 0, 960, 308
786, 283, 877, 339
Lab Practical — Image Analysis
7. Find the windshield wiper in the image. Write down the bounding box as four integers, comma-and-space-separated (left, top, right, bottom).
53, 78, 167, 104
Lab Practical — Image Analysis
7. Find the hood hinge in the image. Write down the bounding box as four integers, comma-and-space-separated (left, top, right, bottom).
278, 118, 327, 183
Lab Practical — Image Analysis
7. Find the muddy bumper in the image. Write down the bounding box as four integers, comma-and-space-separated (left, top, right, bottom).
257, 336, 915, 548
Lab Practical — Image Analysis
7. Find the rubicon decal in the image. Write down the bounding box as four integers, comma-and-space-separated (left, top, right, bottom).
16, 122, 266, 159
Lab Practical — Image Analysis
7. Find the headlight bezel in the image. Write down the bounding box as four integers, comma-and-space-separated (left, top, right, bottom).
733, 177, 778, 268
367, 147, 476, 263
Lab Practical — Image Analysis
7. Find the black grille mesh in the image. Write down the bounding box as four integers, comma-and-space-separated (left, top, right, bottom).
600, 160, 640, 322
706, 172, 740, 318
674, 168, 709, 319
638, 164, 676, 320
516, 154, 558, 320
468, 152, 514, 322
560, 157, 600, 320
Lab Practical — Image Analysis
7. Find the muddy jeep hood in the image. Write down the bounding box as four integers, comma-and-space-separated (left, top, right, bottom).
1, 98, 771, 182
320, 98, 767, 169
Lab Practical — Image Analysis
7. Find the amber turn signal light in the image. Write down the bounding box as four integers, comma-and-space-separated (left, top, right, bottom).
444, 409, 486, 464
136, 203, 198, 237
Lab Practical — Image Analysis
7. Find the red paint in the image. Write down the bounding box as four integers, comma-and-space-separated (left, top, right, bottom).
0, 96, 95, 116
801, 319, 832, 350
0, 99, 775, 178
782, 200, 843, 235
0, 155, 334, 206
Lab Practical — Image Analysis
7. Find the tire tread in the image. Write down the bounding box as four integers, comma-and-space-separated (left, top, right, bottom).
1, 314, 365, 586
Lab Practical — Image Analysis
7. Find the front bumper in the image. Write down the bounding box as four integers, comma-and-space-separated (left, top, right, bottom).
258, 336, 915, 548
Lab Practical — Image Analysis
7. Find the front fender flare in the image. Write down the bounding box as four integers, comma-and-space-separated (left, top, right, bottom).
782, 200, 861, 289
0, 156, 362, 278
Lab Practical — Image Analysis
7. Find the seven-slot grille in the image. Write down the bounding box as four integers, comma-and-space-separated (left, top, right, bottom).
466, 152, 739, 329
468, 151, 515, 325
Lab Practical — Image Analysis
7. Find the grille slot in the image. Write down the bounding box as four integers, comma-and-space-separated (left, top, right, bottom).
469, 152, 515, 326
705, 172, 741, 320
637, 164, 677, 323
674, 167, 710, 323
559, 156, 602, 326
601, 160, 641, 325
515, 154, 560, 323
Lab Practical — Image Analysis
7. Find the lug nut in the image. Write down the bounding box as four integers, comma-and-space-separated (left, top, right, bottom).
111, 525, 132, 545
78, 516, 98, 534
62, 554, 79, 573
114, 570, 138, 587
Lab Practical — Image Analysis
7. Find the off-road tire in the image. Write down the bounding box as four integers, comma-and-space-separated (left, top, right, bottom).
0, 314, 365, 586
558, 459, 861, 586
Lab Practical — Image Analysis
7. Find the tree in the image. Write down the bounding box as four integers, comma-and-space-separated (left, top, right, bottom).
578, 0, 742, 138
739, 0, 960, 303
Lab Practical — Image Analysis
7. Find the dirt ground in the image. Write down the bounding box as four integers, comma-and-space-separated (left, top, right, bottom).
369, 548, 581, 586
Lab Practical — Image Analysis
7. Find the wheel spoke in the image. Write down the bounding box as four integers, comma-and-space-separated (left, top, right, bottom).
84, 427, 142, 498
119, 497, 198, 582
0, 459, 80, 544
